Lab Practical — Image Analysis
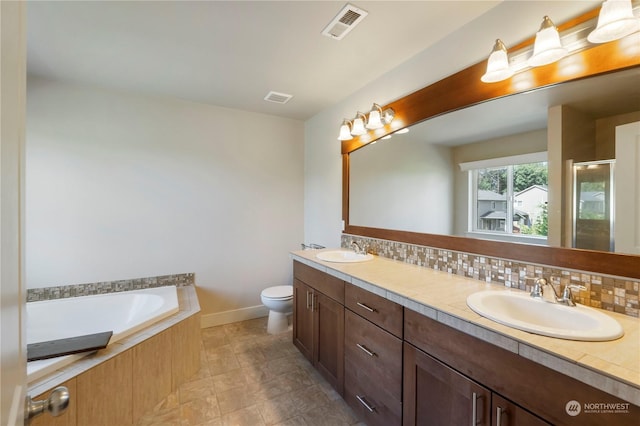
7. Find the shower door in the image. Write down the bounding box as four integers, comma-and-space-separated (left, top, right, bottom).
572, 160, 615, 252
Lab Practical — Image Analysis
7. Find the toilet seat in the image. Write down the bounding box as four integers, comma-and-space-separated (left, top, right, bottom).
261, 285, 293, 300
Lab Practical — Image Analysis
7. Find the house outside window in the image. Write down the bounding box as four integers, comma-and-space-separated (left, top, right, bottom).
462, 153, 548, 239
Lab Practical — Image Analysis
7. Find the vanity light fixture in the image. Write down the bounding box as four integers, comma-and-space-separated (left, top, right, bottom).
338, 103, 395, 141
481, 39, 514, 83
365, 103, 395, 129
588, 0, 640, 43
528, 16, 568, 67
351, 112, 367, 136
365, 103, 384, 129
337, 119, 353, 140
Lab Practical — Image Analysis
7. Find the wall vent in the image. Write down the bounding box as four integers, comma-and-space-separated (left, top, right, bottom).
264, 91, 293, 104
321, 3, 368, 40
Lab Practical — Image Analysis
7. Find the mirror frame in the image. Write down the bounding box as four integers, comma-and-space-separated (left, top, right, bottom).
342, 7, 640, 279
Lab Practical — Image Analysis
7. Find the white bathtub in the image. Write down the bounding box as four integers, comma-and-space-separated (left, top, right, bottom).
27, 285, 179, 383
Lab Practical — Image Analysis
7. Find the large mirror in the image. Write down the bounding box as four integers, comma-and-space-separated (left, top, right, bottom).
342, 9, 640, 279
349, 68, 640, 255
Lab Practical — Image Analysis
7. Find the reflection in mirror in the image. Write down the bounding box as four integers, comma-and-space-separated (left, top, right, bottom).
348, 68, 640, 255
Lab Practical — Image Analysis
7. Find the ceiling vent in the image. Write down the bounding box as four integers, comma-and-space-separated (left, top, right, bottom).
264, 91, 293, 104
321, 3, 368, 40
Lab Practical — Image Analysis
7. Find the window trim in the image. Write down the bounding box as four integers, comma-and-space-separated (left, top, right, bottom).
459, 151, 547, 172
464, 152, 548, 239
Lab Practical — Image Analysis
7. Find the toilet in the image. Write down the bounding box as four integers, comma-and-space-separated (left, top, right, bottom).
261, 285, 293, 334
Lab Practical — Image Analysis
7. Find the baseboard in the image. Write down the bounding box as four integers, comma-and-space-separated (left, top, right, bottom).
200, 304, 269, 328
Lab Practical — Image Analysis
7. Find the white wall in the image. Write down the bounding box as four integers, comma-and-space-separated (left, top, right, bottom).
26, 77, 304, 319
350, 137, 453, 234
303, 1, 599, 247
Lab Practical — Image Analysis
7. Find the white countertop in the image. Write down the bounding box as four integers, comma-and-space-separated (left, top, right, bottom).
291, 249, 640, 406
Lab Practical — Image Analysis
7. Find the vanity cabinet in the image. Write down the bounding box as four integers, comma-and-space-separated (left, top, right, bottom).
292, 261, 345, 394
343, 284, 403, 426
403, 342, 549, 426
403, 308, 638, 426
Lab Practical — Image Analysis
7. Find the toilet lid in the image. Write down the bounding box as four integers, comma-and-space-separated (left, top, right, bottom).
262, 285, 293, 299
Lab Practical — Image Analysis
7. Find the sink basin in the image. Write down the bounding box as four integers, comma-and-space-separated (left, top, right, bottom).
466, 290, 624, 341
316, 250, 374, 263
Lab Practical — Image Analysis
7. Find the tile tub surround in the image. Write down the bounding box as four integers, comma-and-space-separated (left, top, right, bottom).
27, 272, 195, 302
28, 284, 201, 399
342, 234, 639, 318
291, 249, 640, 406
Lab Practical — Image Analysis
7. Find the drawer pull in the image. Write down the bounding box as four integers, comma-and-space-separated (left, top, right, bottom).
496, 406, 504, 426
306, 291, 311, 310
356, 343, 376, 357
356, 302, 375, 313
356, 395, 375, 413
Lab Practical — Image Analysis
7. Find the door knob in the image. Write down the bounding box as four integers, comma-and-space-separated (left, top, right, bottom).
25, 386, 69, 424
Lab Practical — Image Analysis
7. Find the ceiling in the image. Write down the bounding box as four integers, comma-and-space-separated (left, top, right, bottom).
26, 1, 504, 121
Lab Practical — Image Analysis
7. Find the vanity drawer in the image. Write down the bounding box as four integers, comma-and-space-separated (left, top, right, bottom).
344, 367, 402, 426
345, 283, 402, 337
344, 310, 402, 401
293, 261, 344, 304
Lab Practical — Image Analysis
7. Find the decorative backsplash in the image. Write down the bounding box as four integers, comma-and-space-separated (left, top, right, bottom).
342, 234, 639, 318
27, 273, 195, 302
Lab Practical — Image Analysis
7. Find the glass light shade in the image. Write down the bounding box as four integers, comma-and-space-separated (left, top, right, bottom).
337, 120, 352, 140
481, 39, 514, 83
528, 16, 568, 67
366, 104, 384, 129
588, 0, 640, 43
351, 113, 367, 135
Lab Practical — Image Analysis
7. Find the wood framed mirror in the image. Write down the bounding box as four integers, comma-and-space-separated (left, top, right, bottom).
341, 7, 640, 279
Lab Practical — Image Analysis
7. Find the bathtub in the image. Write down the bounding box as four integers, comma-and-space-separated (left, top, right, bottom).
27, 285, 179, 383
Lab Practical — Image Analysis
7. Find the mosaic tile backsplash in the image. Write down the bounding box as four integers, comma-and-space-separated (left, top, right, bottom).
342, 234, 639, 318
27, 273, 195, 302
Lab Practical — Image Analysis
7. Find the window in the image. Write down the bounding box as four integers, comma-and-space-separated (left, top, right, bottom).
460, 153, 548, 238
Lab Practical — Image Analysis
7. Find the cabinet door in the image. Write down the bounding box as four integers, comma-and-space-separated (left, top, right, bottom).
293, 279, 313, 362
492, 394, 550, 426
404, 342, 490, 426
314, 291, 344, 395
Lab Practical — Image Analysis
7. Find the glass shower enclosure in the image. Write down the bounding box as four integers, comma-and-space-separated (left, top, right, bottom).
572, 159, 615, 252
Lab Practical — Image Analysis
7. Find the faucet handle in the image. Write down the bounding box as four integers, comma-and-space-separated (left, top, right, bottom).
561, 284, 586, 304
529, 277, 547, 298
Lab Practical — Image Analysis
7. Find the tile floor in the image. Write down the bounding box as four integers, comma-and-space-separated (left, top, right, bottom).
136, 317, 363, 426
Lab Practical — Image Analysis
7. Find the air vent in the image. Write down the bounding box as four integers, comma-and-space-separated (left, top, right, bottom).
264, 91, 293, 104
321, 3, 368, 40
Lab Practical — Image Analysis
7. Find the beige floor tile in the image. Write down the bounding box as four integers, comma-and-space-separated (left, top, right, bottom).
138, 317, 359, 426
179, 377, 215, 404
215, 386, 256, 415
220, 404, 266, 426
180, 395, 221, 425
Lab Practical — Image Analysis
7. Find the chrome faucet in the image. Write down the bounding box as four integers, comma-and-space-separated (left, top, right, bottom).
530, 277, 586, 307
351, 241, 366, 255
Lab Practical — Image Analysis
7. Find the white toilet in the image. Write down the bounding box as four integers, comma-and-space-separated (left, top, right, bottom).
261, 285, 293, 334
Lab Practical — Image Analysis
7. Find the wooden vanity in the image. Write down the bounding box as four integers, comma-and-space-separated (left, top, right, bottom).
291, 253, 640, 426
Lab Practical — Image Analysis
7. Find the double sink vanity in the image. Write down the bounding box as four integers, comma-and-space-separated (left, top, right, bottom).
291, 248, 639, 426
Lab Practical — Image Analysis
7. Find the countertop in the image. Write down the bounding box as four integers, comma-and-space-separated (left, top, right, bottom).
291, 249, 640, 406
